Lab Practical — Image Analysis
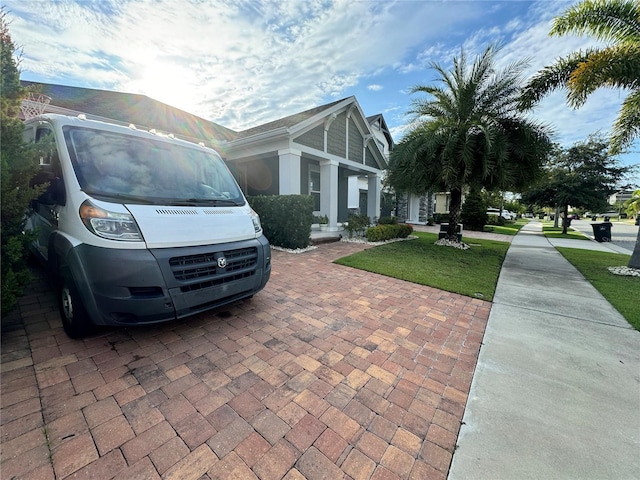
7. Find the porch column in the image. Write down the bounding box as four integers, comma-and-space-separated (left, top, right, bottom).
278, 148, 301, 194
320, 159, 339, 230
367, 173, 381, 221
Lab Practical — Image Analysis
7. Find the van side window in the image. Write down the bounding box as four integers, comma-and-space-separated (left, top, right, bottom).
32, 127, 65, 206
36, 128, 58, 166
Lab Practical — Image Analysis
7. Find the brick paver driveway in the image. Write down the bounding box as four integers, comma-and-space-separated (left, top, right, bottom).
1, 241, 490, 480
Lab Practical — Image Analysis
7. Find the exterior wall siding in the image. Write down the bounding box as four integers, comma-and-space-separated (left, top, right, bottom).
241, 156, 279, 196
348, 118, 363, 163
294, 125, 324, 151
328, 112, 347, 157
365, 147, 377, 168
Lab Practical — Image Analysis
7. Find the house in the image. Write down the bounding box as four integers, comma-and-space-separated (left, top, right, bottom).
22, 82, 390, 230
609, 190, 634, 206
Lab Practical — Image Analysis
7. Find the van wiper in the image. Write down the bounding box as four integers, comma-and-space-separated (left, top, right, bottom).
83, 190, 157, 204
183, 198, 242, 206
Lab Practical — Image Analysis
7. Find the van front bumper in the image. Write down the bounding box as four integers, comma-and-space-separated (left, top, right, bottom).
70, 235, 271, 326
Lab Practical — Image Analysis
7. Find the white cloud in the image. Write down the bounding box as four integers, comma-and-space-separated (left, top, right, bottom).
367, 84, 383, 91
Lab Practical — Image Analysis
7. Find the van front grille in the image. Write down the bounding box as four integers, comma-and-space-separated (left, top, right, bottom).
169, 247, 257, 283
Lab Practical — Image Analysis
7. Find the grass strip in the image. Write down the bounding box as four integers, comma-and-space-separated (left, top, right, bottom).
556, 247, 639, 330
482, 219, 528, 236
334, 232, 509, 301
542, 226, 590, 240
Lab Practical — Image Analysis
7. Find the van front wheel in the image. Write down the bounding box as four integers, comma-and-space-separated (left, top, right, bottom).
58, 275, 93, 339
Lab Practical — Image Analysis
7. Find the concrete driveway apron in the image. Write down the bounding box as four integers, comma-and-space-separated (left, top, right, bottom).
1, 240, 490, 480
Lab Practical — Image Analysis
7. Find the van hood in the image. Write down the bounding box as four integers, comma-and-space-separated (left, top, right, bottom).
126, 204, 256, 249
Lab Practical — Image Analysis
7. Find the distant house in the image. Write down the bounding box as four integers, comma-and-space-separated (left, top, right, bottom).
609, 190, 634, 206
22, 82, 391, 230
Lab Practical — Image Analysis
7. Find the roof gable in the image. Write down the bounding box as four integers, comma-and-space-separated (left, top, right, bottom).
233, 97, 349, 139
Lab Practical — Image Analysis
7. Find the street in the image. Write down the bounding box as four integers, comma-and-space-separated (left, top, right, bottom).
569, 219, 639, 254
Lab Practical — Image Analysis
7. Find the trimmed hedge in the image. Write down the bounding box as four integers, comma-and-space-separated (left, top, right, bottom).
343, 213, 371, 238
365, 223, 413, 242
248, 195, 314, 249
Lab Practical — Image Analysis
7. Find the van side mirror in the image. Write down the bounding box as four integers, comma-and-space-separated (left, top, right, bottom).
36, 176, 66, 206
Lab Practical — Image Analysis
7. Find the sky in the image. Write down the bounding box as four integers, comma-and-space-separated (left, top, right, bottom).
5, 0, 639, 186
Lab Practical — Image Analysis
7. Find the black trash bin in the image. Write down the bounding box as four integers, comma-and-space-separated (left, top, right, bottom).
591, 222, 612, 242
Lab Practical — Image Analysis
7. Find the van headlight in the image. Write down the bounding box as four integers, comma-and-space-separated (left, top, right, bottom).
79, 200, 143, 241
250, 208, 263, 234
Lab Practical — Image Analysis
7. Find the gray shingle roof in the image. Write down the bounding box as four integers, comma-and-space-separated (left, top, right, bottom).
22, 81, 239, 143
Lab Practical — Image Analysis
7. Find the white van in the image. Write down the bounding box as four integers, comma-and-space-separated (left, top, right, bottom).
24, 114, 271, 338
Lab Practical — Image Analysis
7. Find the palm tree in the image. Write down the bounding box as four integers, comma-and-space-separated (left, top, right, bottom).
520, 0, 640, 155
387, 45, 552, 242
625, 189, 640, 269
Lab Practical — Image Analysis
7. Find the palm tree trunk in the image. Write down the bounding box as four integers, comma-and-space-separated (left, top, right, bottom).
562, 204, 569, 235
447, 188, 463, 241
629, 228, 640, 269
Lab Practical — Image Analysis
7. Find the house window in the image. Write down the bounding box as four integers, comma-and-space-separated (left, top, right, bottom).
309, 168, 320, 211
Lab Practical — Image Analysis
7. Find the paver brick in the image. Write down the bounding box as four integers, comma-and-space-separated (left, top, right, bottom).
251, 408, 291, 445
68, 448, 127, 479
235, 432, 271, 468
208, 451, 258, 480
1, 443, 50, 479
207, 417, 253, 458
149, 436, 190, 474
296, 446, 345, 480
252, 439, 299, 480
174, 411, 216, 450
83, 396, 121, 429
121, 420, 176, 464
314, 428, 348, 463
2, 241, 489, 480
51, 432, 99, 478
91, 409, 134, 454
285, 413, 326, 452
342, 447, 377, 480
162, 443, 218, 480
113, 456, 161, 480
1, 411, 43, 442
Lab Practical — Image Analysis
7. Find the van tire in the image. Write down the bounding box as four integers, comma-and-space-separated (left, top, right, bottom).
58, 273, 93, 339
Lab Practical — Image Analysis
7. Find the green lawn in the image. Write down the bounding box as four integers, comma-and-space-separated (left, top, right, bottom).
482, 218, 528, 236
542, 226, 590, 240
334, 232, 509, 301
556, 247, 639, 330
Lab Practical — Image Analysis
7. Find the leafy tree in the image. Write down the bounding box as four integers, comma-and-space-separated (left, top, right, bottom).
387, 45, 552, 242
520, 0, 640, 155
521, 135, 634, 234
1, 9, 43, 314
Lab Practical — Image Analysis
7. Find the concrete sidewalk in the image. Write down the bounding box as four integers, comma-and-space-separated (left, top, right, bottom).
449, 221, 640, 479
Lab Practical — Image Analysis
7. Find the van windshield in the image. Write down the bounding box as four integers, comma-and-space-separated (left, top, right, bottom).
63, 126, 244, 206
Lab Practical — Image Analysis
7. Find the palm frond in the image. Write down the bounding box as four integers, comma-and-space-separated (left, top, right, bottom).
551, 0, 640, 44
610, 89, 640, 154
567, 43, 640, 105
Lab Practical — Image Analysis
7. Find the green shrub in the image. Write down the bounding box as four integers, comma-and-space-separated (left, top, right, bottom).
343, 213, 371, 238
1, 13, 44, 314
248, 195, 314, 249
377, 216, 398, 225
365, 223, 413, 242
486, 215, 506, 226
